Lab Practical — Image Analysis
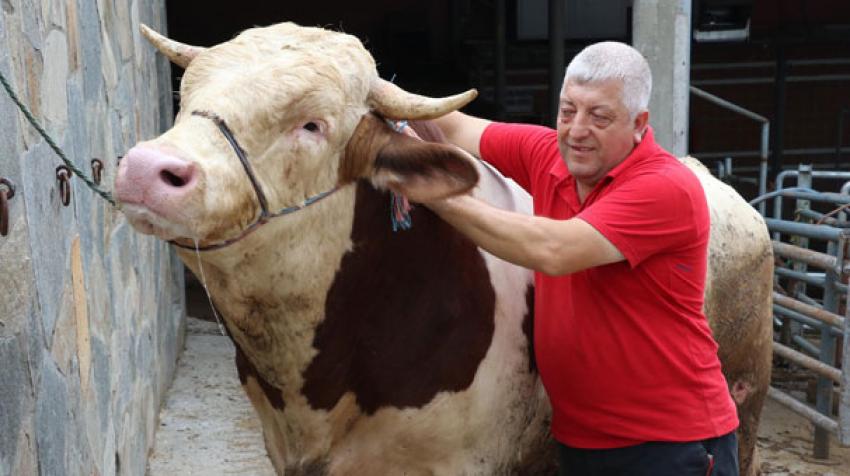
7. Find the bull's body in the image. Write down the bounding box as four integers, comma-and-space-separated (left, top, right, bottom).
203, 159, 551, 475
115, 23, 772, 476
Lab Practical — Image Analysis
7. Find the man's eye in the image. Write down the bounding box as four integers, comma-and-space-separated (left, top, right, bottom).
593, 115, 611, 125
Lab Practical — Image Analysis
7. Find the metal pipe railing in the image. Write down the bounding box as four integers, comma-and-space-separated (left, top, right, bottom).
764, 181, 850, 454
773, 342, 842, 383
773, 292, 845, 329
814, 238, 843, 457
689, 86, 769, 214
773, 305, 842, 337
769, 386, 839, 434
796, 209, 850, 228
766, 218, 850, 242
772, 242, 841, 274
771, 170, 850, 240
793, 335, 821, 357
775, 268, 826, 287
841, 283, 850, 446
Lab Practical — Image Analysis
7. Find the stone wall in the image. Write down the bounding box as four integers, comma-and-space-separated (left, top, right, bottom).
0, 1, 183, 475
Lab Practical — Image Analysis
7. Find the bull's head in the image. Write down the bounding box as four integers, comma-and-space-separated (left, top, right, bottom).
115, 22, 478, 249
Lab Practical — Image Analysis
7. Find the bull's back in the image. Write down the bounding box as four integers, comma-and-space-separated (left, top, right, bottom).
682, 157, 772, 476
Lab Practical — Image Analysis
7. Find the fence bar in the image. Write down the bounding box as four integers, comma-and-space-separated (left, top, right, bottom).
769, 387, 839, 434
773, 305, 843, 337
813, 239, 842, 458
841, 286, 850, 446
793, 335, 821, 357
777, 190, 850, 206
796, 209, 850, 228
766, 218, 849, 241
775, 268, 826, 287
773, 342, 842, 383
772, 241, 839, 272
773, 292, 845, 328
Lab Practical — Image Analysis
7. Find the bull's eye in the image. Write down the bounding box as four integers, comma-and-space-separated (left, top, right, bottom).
303, 122, 320, 133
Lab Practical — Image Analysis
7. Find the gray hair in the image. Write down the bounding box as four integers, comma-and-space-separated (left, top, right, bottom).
564, 42, 652, 119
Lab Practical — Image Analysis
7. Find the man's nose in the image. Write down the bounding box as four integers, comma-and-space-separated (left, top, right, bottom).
569, 113, 591, 139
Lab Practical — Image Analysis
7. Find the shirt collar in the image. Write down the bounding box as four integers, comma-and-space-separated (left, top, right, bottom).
548, 126, 661, 183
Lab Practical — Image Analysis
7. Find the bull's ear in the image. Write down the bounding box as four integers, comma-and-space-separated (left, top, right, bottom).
341, 113, 478, 201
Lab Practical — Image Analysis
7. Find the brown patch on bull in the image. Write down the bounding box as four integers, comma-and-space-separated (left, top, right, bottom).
522, 285, 537, 373
301, 181, 496, 414
234, 339, 286, 411
340, 113, 478, 194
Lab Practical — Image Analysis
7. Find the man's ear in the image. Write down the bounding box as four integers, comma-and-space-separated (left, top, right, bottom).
633, 110, 649, 143
340, 113, 479, 201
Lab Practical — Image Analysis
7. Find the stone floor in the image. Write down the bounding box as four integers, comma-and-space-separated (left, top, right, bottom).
146, 318, 274, 475
148, 317, 850, 476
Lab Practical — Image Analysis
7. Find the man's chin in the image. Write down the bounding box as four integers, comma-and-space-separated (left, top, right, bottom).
564, 161, 597, 180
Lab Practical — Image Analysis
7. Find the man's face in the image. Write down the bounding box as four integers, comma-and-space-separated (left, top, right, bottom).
556, 78, 647, 188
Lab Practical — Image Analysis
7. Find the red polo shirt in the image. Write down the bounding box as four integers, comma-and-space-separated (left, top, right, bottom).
480, 123, 738, 448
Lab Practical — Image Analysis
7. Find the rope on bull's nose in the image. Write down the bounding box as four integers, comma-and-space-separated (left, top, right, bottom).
0, 69, 117, 207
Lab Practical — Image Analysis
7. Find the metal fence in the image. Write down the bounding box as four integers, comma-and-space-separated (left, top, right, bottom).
751, 166, 850, 458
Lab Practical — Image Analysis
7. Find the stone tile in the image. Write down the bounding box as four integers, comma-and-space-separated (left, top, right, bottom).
65, 0, 79, 72
40, 29, 68, 131
35, 355, 69, 476
0, 336, 29, 473
1, 2, 179, 474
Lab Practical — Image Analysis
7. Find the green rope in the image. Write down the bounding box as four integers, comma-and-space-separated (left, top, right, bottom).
0, 69, 117, 207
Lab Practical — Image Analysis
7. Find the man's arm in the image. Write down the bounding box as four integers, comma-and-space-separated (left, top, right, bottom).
431, 111, 492, 158
428, 195, 624, 276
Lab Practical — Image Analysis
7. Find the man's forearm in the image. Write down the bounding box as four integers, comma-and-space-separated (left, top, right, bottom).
431, 111, 490, 158
427, 195, 624, 276
428, 195, 564, 275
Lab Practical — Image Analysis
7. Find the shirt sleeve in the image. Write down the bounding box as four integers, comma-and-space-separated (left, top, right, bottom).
577, 168, 708, 268
479, 122, 558, 195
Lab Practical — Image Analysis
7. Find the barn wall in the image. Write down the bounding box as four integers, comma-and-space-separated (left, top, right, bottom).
0, 1, 182, 475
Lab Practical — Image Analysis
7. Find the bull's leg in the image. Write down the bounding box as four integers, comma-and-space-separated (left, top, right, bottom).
731, 378, 769, 476
241, 375, 289, 473
707, 247, 773, 476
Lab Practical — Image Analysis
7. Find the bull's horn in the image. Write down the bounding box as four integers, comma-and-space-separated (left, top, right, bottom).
368, 78, 478, 120
140, 24, 205, 69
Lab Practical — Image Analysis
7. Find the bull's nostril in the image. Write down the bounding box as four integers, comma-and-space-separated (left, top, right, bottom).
160, 170, 187, 187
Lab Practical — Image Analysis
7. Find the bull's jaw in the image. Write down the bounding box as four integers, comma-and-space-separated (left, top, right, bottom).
121, 204, 198, 242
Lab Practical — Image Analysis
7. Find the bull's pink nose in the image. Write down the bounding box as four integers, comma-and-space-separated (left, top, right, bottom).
115, 146, 198, 210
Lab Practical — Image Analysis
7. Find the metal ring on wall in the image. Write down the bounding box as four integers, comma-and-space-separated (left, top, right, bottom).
91, 158, 104, 185
56, 165, 72, 207
0, 177, 15, 236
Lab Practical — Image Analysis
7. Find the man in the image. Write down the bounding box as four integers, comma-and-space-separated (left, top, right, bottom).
397, 42, 739, 475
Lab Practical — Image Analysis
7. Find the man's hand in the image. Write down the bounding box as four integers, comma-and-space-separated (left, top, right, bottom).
385, 122, 475, 204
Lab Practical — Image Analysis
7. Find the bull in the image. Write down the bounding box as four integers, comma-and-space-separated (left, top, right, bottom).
114, 22, 772, 476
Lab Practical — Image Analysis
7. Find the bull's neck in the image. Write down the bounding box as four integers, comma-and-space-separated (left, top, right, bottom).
178, 180, 498, 461
177, 184, 358, 382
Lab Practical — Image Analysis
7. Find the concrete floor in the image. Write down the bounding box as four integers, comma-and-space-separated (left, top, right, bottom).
148, 317, 849, 476
146, 318, 274, 475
